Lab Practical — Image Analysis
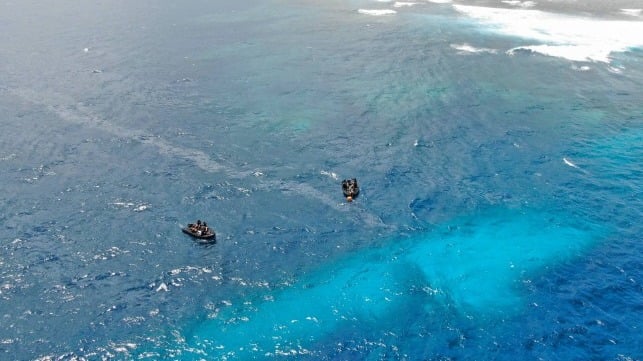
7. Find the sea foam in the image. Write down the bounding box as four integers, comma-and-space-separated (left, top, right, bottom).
358, 9, 397, 16
453, 5, 643, 63
394, 2, 417, 8
451, 43, 497, 54
501, 0, 535, 8
620, 8, 642, 17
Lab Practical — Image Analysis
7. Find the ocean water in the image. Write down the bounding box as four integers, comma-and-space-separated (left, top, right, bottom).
0, 0, 641, 360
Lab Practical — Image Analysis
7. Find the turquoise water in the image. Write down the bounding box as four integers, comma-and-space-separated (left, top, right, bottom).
181, 207, 604, 359
0, 0, 641, 360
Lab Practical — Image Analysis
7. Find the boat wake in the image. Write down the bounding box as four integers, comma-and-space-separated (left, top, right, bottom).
6, 87, 386, 226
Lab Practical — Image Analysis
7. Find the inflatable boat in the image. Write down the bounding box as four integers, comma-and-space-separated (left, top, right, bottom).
183, 224, 216, 242
342, 178, 359, 201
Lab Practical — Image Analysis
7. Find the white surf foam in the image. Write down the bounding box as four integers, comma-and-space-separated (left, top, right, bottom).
453, 5, 643, 63
563, 157, 578, 168
571, 64, 591, 72
451, 43, 497, 54
607, 65, 624, 74
394, 2, 417, 8
620, 8, 642, 17
358, 9, 397, 16
133, 204, 149, 212
110, 201, 135, 208
501, 0, 535, 8
156, 283, 168, 292
320, 170, 339, 180
562, 157, 589, 174
427, 0, 452, 4
507, 44, 612, 63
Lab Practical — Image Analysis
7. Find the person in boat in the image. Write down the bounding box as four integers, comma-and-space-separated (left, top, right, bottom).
189, 220, 201, 232
342, 178, 359, 202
